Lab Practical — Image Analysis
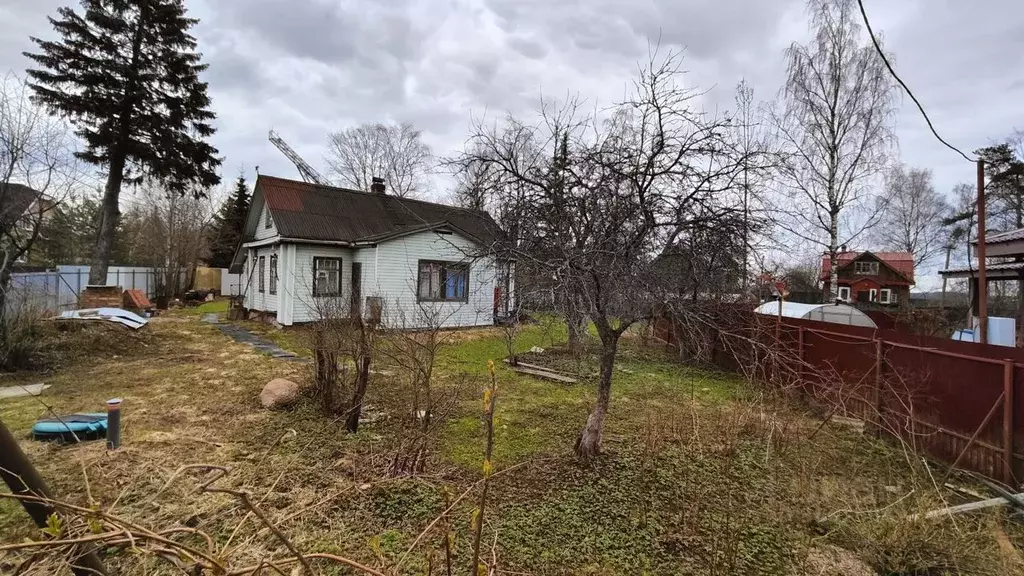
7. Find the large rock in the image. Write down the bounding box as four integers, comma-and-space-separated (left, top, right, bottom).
260, 378, 300, 409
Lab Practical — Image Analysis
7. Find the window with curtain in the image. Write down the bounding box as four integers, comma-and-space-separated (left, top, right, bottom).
313, 257, 342, 296
417, 261, 469, 302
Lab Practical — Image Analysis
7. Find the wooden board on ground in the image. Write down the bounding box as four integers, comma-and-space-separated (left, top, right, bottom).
509, 365, 578, 384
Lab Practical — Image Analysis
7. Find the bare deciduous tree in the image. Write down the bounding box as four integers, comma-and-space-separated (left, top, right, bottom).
873, 165, 951, 268
771, 0, 897, 299
125, 180, 216, 303
731, 80, 776, 290
455, 50, 745, 458
326, 122, 432, 198
0, 72, 76, 350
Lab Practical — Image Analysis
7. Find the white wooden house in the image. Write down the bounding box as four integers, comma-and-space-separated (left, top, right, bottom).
229, 175, 513, 328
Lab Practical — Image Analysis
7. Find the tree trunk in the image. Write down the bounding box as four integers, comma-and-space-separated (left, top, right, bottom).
575, 335, 618, 458
346, 334, 371, 433
89, 154, 126, 285
566, 310, 586, 355
828, 213, 839, 301
0, 419, 108, 575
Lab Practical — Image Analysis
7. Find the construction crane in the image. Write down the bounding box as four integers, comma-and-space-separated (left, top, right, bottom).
268, 130, 327, 185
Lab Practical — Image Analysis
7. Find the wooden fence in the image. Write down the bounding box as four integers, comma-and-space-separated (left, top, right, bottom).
654, 310, 1024, 485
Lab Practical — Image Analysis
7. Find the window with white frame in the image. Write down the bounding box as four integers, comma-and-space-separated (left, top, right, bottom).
313, 257, 342, 296
269, 254, 278, 295
869, 288, 877, 302
264, 206, 272, 228
880, 289, 893, 304
837, 286, 851, 301
417, 260, 469, 302
854, 261, 879, 275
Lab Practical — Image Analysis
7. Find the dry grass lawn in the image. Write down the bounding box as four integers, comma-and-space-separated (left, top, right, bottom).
1, 311, 1022, 575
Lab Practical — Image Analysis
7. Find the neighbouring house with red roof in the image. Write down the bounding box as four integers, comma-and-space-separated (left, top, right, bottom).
820, 250, 914, 305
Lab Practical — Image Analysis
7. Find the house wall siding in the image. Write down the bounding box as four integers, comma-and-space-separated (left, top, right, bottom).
263, 232, 496, 328
371, 230, 495, 328
253, 203, 277, 241
246, 245, 280, 313
289, 245, 354, 324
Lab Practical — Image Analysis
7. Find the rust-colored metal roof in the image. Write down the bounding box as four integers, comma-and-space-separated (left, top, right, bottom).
820, 250, 915, 282
254, 176, 504, 245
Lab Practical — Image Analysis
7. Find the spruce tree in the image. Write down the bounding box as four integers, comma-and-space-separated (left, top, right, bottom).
25, 0, 221, 284
207, 175, 250, 268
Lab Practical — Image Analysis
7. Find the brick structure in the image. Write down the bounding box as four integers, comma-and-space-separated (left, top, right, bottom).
80, 285, 122, 308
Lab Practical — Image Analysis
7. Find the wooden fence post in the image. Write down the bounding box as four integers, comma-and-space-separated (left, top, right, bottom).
1004, 359, 1015, 484
873, 339, 883, 438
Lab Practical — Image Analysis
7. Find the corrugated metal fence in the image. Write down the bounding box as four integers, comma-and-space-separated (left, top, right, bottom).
654, 309, 1024, 484
5, 265, 221, 313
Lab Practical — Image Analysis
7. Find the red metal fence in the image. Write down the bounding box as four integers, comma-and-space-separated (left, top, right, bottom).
654, 312, 1024, 484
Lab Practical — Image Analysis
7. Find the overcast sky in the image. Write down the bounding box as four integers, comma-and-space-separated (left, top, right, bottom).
1, 0, 1022, 286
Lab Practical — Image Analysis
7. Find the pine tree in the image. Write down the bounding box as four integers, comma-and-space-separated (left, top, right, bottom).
25, 0, 221, 284
207, 175, 250, 268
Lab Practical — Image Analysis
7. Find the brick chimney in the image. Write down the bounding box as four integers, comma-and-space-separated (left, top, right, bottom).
370, 176, 386, 195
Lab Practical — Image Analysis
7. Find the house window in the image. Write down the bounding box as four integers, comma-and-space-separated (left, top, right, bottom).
837, 286, 851, 302
269, 254, 278, 295
869, 289, 878, 302
854, 261, 879, 275
264, 207, 272, 228
313, 257, 342, 296
258, 256, 265, 293
880, 289, 893, 304
418, 261, 469, 302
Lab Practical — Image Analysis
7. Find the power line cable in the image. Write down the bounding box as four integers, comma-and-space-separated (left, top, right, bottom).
856, 0, 975, 163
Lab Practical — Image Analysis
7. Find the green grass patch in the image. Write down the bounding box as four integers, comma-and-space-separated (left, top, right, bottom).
196, 299, 230, 314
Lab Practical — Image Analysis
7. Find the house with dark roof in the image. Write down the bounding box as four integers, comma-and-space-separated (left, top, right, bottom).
230, 175, 512, 328
820, 250, 915, 305
1, 182, 54, 263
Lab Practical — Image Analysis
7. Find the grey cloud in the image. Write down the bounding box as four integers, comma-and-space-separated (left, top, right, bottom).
3, 0, 1023, 269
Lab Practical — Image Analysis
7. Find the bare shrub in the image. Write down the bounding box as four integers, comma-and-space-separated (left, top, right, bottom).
0, 292, 51, 370
375, 301, 463, 476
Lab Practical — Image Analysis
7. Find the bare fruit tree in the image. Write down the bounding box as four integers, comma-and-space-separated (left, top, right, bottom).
872, 165, 951, 268
771, 0, 897, 299
454, 50, 746, 458
326, 121, 432, 198
0, 73, 76, 346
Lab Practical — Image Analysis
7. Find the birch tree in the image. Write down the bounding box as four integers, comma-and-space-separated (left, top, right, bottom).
772, 0, 897, 298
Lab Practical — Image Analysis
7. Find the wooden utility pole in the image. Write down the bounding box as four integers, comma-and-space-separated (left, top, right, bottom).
0, 419, 106, 575
978, 159, 988, 344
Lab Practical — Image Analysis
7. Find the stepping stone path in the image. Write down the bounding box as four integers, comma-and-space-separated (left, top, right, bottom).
202, 314, 308, 362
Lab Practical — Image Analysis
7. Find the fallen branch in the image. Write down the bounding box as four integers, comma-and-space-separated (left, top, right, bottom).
227, 552, 387, 576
